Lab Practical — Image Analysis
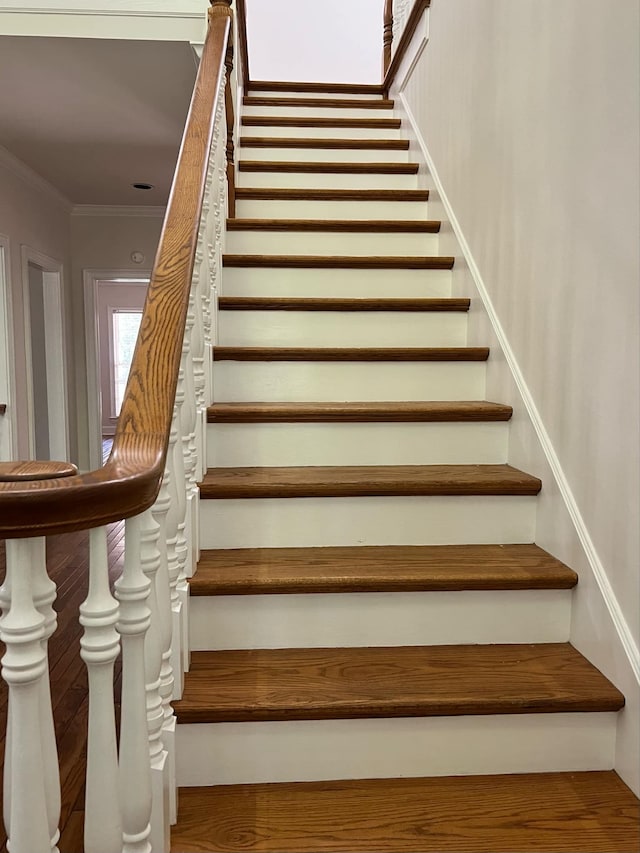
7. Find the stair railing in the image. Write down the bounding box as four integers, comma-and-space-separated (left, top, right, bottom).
0, 2, 237, 851
383, 0, 430, 94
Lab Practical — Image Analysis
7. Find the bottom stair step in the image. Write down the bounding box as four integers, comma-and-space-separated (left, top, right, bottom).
171, 771, 640, 852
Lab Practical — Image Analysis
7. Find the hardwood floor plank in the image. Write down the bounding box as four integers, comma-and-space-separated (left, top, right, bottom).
172, 772, 640, 853
190, 544, 578, 595
173, 643, 624, 723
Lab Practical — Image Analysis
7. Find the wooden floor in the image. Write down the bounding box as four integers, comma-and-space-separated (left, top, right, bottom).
172, 773, 640, 853
0, 523, 124, 853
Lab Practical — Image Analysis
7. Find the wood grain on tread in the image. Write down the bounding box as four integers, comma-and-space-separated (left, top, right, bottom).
172, 772, 640, 852
199, 464, 541, 499
240, 136, 410, 150
218, 297, 469, 312
213, 346, 488, 362
173, 643, 623, 723
235, 188, 429, 201
226, 218, 439, 232
207, 401, 513, 423
243, 96, 395, 110
0, 460, 78, 482
222, 255, 452, 269
241, 116, 402, 129
239, 160, 419, 174
248, 81, 385, 96
191, 544, 577, 595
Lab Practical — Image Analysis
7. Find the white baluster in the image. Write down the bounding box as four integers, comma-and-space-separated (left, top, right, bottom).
31, 538, 61, 853
140, 509, 170, 853
151, 477, 178, 823
171, 399, 191, 675
164, 417, 185, 698
0, 538, 56, 853
115, 515, 152, 853
80, 527, 122, 853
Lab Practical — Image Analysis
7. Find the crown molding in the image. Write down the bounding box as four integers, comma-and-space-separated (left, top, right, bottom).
72, 205, 166, 218
0, 144, 72, 212
0, 2, 203, 18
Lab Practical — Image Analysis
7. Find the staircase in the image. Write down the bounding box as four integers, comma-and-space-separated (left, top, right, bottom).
171, 85, 639, 851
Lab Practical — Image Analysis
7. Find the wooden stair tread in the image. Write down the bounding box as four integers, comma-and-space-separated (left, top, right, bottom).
235, 188, 429, 201
172, 771, 640, 852
238, 160, 419, 174
243, 96, 395, 109
190, 544, 578, 595
248, 81, 385, 96
173, 643, 624, 723
207, 401, 513, 422
240, 136, 411, 149
226, 218, 439, 232
213, 346, 488, 361
218, 297, 468, 312
241, 116, 402, 129
221, 255, 453, 269
199, 464, 541, 499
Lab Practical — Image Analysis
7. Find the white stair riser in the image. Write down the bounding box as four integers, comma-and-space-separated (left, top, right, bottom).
176, 712, 616, 786
213, 362, 486, 402
198, 495, 536, 549
239, 146, 410, 163
243, 105, 399, 120
237, 171, 418, 190
190, 589, 572, 650
221, 267, 451, 299
240, 125, 402, 140
206, 422, 507, 467
225, 231, 438, 256
235, 199, 430, 220
218, 311, 465, 348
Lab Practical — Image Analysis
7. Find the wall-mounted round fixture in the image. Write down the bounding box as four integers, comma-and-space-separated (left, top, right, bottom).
131, 251, 145, 265
132, 182, 154, 190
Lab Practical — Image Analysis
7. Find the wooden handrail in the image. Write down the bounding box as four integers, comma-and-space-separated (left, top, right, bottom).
383, 0, 430, 94
0, 6, 231, 539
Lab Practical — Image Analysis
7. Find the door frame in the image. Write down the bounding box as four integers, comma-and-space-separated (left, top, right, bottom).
0, 234, 16, 460
84, 268, 150, 470
21, 245, 69, 462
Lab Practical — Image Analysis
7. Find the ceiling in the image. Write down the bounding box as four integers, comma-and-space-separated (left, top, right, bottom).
0, 36, 197, 206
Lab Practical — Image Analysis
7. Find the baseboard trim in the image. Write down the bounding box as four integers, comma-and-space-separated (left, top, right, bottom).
399, 91, 639, 685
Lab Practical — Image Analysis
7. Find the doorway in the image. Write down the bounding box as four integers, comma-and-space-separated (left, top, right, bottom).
0, 236, 15, 461
84, 271, 149, 469
22, 247, 69, 462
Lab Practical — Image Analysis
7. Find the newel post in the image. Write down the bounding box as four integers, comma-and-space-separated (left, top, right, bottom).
383, 0, 393, 76
210, 0, 236, 218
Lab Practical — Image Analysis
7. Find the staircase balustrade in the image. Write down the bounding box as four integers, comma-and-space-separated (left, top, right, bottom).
0, 1, 237, 850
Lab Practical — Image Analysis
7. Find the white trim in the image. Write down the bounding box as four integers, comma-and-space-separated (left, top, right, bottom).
72, 205, 166, 218
0, 2, 203, 18
83, 269, 150, 470
0, 234, 17, 460
0, 144, 71, 212
21, 246, 70, 462
399, 89, 640, 685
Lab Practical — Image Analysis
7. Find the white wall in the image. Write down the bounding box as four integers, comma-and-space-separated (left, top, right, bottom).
395, 0, 639, 792
245, 0, 385, 83
0, 151, 74, 460
70, 212, 164, 469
